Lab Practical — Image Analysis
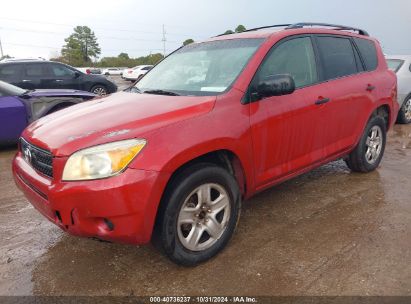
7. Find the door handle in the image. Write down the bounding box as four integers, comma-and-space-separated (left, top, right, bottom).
22, 80, 31, 82
55, 79, 63, 82
315, 97, 330, 105
366, 84, 376, 92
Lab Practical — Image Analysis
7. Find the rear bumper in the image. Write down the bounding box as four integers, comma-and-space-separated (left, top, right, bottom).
13, 152, 169, 244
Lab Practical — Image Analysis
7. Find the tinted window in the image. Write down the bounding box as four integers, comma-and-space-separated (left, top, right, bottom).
317, 36, 358, 80
0, 64, 22, 77
257, 37, 318, 88
354, 38, 378, 71
386, 59, 404, 73
50, 64, 75, 77
142, 66, 151, 71
25, 64, 50, 77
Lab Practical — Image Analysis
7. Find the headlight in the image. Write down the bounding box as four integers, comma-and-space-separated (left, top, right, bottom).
62, 139, 146, 181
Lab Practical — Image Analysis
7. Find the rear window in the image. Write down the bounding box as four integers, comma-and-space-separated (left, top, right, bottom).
386, 59, 404, 73
316, 36, 358, 80
0, 64, 22, 77
354, 38, 378, 71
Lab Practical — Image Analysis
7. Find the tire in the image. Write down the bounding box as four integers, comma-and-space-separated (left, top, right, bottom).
396, 95, 411, 124
104, 72, 109, 76
345, 115, 387, 173
154, 164, 241, 266
90, 85, 108, 96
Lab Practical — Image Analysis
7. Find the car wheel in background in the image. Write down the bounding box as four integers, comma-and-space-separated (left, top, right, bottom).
345, 115, 387, 173
396, 95, 411, 124
154, 164, 241, 266
91, 85, 108, 96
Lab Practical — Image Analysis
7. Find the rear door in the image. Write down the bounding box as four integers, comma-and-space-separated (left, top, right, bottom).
313, 35, 372, 155
249, 36, 329, 188
22, 63, 54, 89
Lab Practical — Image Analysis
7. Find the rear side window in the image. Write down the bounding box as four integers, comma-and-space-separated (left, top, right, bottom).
386, 59, 404, 73
354, 38, 378, 71
142, 66, 151, 71
25, 64, 50, 77
0, 64, 22, 77
316, 36, 358, 80
257, 37, 318, 88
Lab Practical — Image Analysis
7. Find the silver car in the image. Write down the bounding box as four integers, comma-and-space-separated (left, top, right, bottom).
386, 55, 411, 123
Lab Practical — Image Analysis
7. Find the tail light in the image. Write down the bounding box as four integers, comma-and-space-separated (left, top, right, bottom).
86, 69, 91, 74
128, 70, 133, 74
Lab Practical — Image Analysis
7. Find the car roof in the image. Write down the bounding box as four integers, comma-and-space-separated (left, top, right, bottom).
0, 60, 63, 65
205, 23, 373, 43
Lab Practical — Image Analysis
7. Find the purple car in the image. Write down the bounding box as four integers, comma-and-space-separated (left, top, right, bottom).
0, 80, 96, 144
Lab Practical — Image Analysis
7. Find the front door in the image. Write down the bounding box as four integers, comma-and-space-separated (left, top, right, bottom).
249, 36, 327, 189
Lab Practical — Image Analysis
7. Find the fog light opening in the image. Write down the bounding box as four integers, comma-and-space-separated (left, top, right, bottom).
103, 218, 114, 231
55, 211, 62, 223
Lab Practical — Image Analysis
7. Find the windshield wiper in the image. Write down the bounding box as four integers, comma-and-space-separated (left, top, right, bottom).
144, 89, 180, 96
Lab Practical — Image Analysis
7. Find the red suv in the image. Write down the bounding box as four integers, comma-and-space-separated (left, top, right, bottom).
13, 23, 398, 265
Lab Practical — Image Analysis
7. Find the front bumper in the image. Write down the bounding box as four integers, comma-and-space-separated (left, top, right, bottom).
13, 152, 169, 244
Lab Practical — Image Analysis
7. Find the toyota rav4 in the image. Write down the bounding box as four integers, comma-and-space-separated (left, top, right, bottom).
13, 23, 398, 266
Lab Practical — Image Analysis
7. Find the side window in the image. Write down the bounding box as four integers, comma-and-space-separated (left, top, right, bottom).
257, 37, 318, 88
142, 66, 151, 71
25, 64, 50, 77
50, 64, 75, 77
354, 38, 378, 71
0, 64, 22, 78
316, 36, 358, 80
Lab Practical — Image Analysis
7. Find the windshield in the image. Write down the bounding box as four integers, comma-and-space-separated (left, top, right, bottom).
134, 38, 264, 96
0, 80, 26, 97
386, 59, 404, 73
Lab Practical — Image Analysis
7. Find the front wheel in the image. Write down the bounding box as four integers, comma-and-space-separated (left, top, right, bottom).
154, 164, 241, 266
345, 115, 387, 173
91, 85, 108, 96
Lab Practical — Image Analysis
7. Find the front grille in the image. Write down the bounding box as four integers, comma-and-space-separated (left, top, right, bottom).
20, 138, 53, 178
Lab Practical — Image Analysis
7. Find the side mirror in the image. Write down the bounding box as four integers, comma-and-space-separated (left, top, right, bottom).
74, 71, 81, 78
256, 74, 296, 99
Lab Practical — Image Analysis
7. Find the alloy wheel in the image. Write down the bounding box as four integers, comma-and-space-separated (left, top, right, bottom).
365, 125, 383, 164
177, 183, 231, 251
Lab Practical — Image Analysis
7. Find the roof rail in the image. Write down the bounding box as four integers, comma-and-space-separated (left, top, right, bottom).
218, 22, 369, 37
286, 22, 369, 36
242, 24, 292, 33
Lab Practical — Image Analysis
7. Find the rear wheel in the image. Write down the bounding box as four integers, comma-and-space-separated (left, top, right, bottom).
345, 115, 386, 173
154, 164, 241, 266
396, 96, 411, 124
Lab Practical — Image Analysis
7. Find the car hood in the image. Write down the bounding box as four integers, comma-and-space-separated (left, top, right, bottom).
24, 89, 96, 98
23, 91, 216, 156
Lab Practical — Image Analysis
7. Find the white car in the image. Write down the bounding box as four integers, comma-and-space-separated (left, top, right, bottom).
386, 55, 411, 124
102, 68, 124, 76
122, 65, 153, 82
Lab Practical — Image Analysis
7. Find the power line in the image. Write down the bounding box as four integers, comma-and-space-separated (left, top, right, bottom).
2, 42, 167, 53
0, 16, 206, 39
0, 26, 183, 44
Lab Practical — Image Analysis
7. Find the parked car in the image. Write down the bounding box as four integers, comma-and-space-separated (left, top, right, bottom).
102, 68, 123, 76
386, 55, 411, 124
122, 65, 153, 82
0, 61, 117, 96
13, 23, 398, 266
0, 80, 96, 144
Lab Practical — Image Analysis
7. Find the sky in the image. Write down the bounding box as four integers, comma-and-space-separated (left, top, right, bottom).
0, 0, 410, 60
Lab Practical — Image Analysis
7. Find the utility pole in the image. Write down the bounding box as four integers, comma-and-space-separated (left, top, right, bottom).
162, 24, 166, 57
0, 32, 4, 58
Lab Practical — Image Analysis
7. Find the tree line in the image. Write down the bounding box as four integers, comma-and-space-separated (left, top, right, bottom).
50, 24, 247, 67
